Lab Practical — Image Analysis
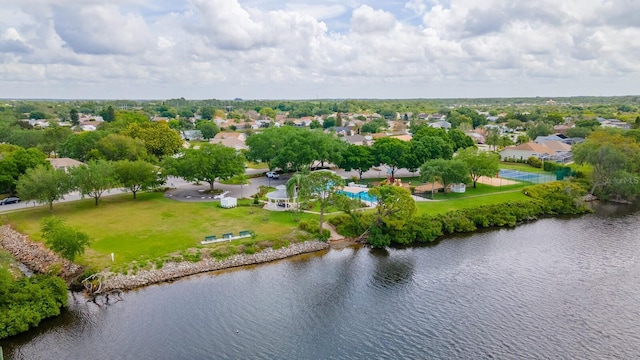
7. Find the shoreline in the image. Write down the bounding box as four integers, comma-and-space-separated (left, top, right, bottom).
92, 241, 331, 294
0, 223, 332, 294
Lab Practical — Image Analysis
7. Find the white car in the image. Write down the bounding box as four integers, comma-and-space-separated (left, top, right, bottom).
266, 171, 280, 179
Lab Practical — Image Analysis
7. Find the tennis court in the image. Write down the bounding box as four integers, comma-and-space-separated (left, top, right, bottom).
498, 169, 556, 183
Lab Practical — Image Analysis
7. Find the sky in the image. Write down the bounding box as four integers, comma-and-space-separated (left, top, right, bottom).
0, 0, 639, 100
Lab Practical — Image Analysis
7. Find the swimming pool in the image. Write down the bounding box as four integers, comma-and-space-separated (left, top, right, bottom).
337, 190, 378, 203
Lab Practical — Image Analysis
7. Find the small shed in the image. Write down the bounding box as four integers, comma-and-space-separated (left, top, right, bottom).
265, 185, 296, 211
220, 197, 237, 208
451, 183, 466, 193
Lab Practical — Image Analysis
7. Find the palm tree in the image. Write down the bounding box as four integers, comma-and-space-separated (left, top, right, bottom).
286, 172, 310, 221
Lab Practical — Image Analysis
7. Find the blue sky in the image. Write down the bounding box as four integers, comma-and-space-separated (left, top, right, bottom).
0, 0, 639, 100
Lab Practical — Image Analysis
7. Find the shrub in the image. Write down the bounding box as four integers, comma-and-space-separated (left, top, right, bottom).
527, 156, 542, 168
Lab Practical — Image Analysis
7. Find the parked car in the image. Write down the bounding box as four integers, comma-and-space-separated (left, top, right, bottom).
0, 197, 20, 205
266, 171, 280, 179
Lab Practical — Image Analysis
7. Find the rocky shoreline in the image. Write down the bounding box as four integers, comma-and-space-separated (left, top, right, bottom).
95, 241, 330, 293
0, 224, 332, 294
0, 225, 83, 283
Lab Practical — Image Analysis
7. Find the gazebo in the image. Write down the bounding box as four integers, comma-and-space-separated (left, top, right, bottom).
265, 185, 297, 211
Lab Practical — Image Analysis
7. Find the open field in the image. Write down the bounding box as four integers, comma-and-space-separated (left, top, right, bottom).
416, 191, 531, 215
5, 192, 315, 270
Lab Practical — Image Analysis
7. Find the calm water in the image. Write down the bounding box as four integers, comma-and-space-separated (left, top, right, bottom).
3, 203, 640, 359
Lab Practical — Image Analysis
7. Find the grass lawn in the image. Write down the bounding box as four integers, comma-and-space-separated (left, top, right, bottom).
423, 183, 526, 199
5, 192, 316, 271
499, 162, 552, 174
416, 190, 532, 215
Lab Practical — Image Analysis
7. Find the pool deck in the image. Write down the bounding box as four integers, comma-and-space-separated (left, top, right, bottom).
341, 186, 371, 194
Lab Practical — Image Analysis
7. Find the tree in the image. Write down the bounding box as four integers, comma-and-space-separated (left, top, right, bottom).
259, 107, 276, 119
16, 165, 72, 213
96, 133, 148, 161
200, 106, 215, 120
286, 171, 311, 222
41, 216, 90, 261
114, 160, 163, 199
457, 147, 500, 188
39, 125, 74, 156
71, 159, 119, 205
0, 147, 49, 195
448, 129, 475, 150
104, 106, 116, 122
573, 130, 640, 200
59, 131, 106, 161
338, 145, 375, 181
123, 122, 183, 159
485, 129, 500, 151
526, 123, 553, 139
367, 185, 416, 247
287, 171, 345, 235
419, 161, 441, 199
372, 137, 410, 180
70, 108, 79, 126
420, 159, 470, 194
163, 143, 245, 190
323, 117, 336, 129
196, 122, 219, 139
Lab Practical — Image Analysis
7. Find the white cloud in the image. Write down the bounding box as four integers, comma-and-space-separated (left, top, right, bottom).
0, 0, 638, 99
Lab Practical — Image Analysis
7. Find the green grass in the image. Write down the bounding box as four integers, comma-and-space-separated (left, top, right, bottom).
416, 190, 531, 215
6, 192, 316, 270
423, 183, 526, 199
499, 162, 551, 174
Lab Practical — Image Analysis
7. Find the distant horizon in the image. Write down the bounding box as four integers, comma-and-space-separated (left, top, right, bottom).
2, 94, 639, 103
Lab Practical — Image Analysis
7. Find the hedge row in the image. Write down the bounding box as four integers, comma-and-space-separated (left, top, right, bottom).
329, 182, 591, 247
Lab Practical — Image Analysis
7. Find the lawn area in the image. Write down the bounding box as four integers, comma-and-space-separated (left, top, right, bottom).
416, 190, 531, 215
499, 162, 552, 174
5, 192, 316, 271
423, 183, 526, 200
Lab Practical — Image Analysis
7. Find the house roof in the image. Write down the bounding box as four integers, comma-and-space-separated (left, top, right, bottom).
542, 140, 572, 152
48, 158, 84, 169
503, 141, 570, 154
390, 134, 412, 142
213, 132, 246, 141
209, 137, 248, 150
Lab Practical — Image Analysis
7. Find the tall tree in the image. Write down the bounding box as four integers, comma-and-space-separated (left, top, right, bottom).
17, 164, 72, 213
338, 145, 375, 181
123, 122, 183, 159
457, 147, 500, 188
104, 105, 116, 122
287, 171, 344, 234
372, 137, 410, 180
71, 159, 119, 205
367, 185, 416, 247
70, 108, 79, 126
420, 159, 470, 193
163, 143, 245, 190
96, 133, 148, 161
114, 160, 163, 199
196, 121, 219, 139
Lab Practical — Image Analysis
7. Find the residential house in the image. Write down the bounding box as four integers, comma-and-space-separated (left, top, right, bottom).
48, 158, 84, 172
500, 141, 573, 163
429, 120, 451, 129
209, 132, 248, 151
598, 118, 631, 130
182, 130, 203, 141
342, 135, 373, 146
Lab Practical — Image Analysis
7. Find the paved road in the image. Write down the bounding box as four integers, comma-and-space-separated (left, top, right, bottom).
0, 166, 418, 212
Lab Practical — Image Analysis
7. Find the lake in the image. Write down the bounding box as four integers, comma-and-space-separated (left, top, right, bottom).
3, 203, 640, 359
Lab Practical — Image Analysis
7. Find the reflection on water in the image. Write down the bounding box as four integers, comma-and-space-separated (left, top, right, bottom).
3, 204, 640, 359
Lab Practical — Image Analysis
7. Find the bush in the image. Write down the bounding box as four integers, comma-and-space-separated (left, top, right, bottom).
527, 156, 542, 168
0, 269, 68, 339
